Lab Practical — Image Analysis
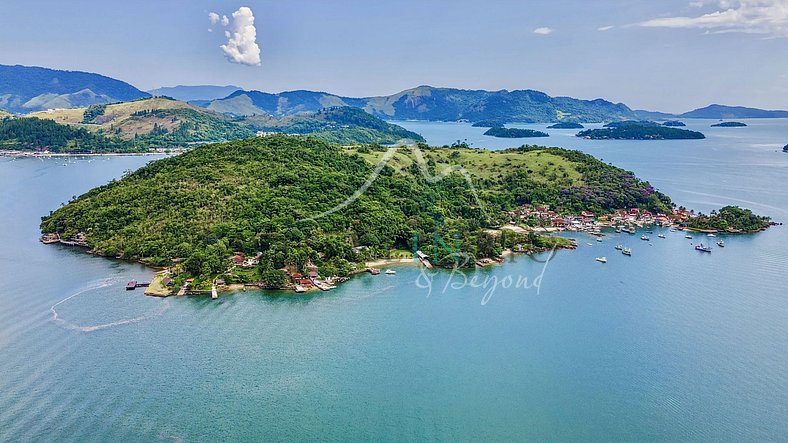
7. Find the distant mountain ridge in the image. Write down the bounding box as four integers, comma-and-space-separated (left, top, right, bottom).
147, 85, 242, 102
0, 64, 149, 113
205, 85, 637, 123
679, 104, 788, 119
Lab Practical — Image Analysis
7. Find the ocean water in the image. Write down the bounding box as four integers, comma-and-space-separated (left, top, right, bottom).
0, 120, 787, 441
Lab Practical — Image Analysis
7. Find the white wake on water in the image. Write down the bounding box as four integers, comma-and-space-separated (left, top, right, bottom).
50, 278, 170, 332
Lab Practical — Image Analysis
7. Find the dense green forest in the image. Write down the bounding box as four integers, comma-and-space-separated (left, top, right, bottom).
244, 107, 424, 144
577, 121, 705, 140
685, 206, 770, 232
40, 136, 671, 284
483, 127, 549, 138
547, 122, 584, 129
662, 121, 686, 127
0, 117, 141, 153
711, 121, 747, 127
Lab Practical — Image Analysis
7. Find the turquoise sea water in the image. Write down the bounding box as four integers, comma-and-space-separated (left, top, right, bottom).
1, 120, 787, 441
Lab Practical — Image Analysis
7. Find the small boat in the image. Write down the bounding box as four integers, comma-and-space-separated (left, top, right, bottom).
695, 243, 712, 253
716, 240, 725, 247
658, 234, 666, 238
622, 248, 632, 256
367, 268, 380, 275
587, 242, 593, 246
615, 228, 622, 233
641, 235, 650, 241
670, 228, 677, 232
646, 230, 654, 234
615, 244, 623, 250
595, 257, 607, 263
385, 269, 396, 275
707, 233, 716, 237
126, 280, 137, 291
685, 234, 693, 239
596, 237, 603, 242
294, 285, 305, 293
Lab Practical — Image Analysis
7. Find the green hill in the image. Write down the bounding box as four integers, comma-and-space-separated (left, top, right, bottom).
0, 117, 139, 153
40, 136, 672, 282
244, 107, 424, 144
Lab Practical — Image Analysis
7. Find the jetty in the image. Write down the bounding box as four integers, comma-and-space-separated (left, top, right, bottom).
416, 250, 433, 268
125, 280, 150, 291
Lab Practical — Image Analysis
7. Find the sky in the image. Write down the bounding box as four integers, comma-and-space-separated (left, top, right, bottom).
1, 0, 787, 113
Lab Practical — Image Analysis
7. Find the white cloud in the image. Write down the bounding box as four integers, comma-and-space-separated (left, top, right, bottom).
208, 7, 262, 66
533, 27, 553, 35
639, 0, 788, 37
598, 25, 615, 31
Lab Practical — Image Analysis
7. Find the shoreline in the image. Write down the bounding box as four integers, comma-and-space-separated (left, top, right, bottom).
1, 150, 182, 158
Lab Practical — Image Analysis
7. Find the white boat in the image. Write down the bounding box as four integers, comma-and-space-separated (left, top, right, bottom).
622, 248, 632, 256
615, 244, 623, 250
716, 240, 725, 247
685, 234, 693, 239
595, 257, 607, 263
385, 269, 396, 275
596, 237, 603, 242
695, 243, 712, 253
641, 235, 650, 241
707, 233, 716, 237
658, 234, 666, 238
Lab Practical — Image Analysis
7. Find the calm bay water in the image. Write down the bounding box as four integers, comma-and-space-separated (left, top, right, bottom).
0, 120, 787, 441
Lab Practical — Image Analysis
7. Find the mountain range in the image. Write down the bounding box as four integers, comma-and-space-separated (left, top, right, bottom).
0, 64, 149, 114
2, 64, 788, 123
205, 86, 637, 123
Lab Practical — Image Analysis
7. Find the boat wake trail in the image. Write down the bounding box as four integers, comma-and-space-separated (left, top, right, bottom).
50, 278, 170, 332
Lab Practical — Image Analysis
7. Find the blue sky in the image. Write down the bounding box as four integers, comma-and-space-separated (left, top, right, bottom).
1, 0, 786, 112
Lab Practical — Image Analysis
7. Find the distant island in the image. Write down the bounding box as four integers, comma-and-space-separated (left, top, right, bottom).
547, 122, 584, 129
483, 127, 549, 138
783, 144, 788, 152
662, 120, 686, 127
577, 121, 705, 140
471, 119, 506, 128
711, 121, 747, 127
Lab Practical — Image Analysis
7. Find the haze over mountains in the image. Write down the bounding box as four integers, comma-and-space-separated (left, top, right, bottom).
0, 65, 149, 114
2, 64, 787, 123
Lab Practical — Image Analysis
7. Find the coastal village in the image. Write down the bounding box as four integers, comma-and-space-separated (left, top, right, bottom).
40, 203, 730, 299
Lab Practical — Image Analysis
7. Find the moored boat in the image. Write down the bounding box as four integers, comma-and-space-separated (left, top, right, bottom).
716, 240, 725, 247
658, 233, 666, 238
695, 243, 712, 253
615, 244, 623, 250
622, 248, 632, 256
641, 235, 649, 241
595, 257, 607, 263
685, 234, 693, 239
385, 269, 396, 275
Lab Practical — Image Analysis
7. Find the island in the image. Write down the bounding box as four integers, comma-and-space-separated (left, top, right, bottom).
471, 119, 506, 128
784, 144, 788, 152
685, 206, 770, 233
483, 127, 549, 138
711, 121, 747, 127
40, 135, 681, 293
547, 122, 584, 129
662, 120, 686, 127
577, 121, 705, 140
